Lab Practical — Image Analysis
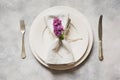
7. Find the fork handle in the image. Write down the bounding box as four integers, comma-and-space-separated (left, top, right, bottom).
99, 40, 104, 61
21, 33, 26, 59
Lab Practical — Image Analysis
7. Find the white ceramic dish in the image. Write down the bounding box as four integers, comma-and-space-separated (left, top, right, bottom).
29, 6, 93, 70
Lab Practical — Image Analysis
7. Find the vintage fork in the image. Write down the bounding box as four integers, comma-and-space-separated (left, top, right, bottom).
20, 20, 26, 59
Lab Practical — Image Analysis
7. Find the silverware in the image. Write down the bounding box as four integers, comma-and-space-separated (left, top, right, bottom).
98, 15, 104, 61
20, 20, 26, 59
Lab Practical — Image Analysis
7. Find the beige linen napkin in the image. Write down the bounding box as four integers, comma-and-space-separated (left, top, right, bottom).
43, 14, 80, 64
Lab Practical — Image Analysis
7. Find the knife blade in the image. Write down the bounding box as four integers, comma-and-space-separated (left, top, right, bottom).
98, 15, 104, 61
98, 15, 103, 40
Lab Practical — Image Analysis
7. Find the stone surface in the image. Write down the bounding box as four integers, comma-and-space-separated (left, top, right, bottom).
0, 0, 120, 80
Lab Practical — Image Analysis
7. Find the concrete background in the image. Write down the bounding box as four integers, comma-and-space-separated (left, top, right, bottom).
0, 0, 120, 80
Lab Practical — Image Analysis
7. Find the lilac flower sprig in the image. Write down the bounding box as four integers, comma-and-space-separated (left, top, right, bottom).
53, 17, 64, 40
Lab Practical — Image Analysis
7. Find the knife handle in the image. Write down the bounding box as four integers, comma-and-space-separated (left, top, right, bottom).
99, 40, 104, 61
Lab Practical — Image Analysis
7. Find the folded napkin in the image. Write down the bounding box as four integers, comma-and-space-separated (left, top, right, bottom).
43, 14, 80, 64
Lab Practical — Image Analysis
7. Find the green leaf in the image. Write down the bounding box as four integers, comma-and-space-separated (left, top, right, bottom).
59, 34, 64, 40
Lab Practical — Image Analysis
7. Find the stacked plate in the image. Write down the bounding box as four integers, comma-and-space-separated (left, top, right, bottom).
29, 6, 93, 70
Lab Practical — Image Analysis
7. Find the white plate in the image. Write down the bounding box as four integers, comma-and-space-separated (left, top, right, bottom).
29, 6, 93, 70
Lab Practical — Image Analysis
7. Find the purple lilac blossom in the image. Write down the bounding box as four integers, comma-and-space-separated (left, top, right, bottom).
53, 17, 64, 38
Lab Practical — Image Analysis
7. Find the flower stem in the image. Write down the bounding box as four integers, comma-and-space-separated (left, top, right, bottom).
59, 34, 64, 40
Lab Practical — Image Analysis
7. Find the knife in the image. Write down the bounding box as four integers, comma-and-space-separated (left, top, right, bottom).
98, 15, 104, 61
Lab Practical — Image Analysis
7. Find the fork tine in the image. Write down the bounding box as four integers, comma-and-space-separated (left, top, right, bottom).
20, 20, 25, 30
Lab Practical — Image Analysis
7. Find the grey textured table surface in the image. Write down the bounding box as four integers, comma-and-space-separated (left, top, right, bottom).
0, 0, 120, 80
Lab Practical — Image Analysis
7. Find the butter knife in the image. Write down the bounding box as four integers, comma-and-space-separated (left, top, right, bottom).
98, 15, 104, 61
